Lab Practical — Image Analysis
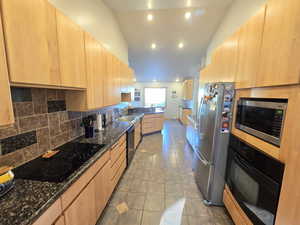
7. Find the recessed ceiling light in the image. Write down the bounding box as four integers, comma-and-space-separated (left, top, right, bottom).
185, 12, 192, 20
133, 78, 137, 82
153, 79, 157, 82
147, 14, 153, 21
151, 43, 156, 49
176, 78, 180, 82
178, 42, 184, 49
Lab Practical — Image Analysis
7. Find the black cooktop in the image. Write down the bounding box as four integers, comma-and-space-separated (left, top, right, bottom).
14, 142, 105, 183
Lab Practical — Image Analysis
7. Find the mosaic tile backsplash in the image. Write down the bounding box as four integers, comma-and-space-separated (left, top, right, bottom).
0, 88, 85, 168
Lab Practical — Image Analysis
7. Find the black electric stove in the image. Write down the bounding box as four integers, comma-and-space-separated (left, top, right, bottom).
14, 142, 105, 183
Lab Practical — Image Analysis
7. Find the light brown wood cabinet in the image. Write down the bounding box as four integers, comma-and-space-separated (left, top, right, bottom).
66, 32, 105, 111
235, 6, 266, 89
53, 216, 65, 225
257, 0, 300, 87
1, 0, 60, 86
182, 80, 193, 100
180, 109, 192, 125
64, 180, 97, 225
142, 114, 164, 135
94, 161, 112, 216
32, 199, 62, 225
0, 10, 14, 126
56, 10, 86, 89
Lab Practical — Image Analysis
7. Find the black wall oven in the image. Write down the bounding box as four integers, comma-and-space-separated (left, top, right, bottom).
236, 98, 287, 146
226, 135, 284, 225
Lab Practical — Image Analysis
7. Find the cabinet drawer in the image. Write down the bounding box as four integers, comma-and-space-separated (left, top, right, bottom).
32, 198, 62, 225
111, 159, 126, 188
144, 114, 163, 119
111, 150, 126, 179
61, 151, 110, 209
111, 141, 126, 165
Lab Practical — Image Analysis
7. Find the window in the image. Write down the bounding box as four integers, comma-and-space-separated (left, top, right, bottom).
144, 87, 167, 108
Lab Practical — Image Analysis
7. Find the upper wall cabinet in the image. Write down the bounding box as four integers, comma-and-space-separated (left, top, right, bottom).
66, 32, 105, 111
56, 11, 86, 89
235, 6, 266, 89
0, 11, 14, 126
202, 30, 240, 84
103, 52, 114, 106
1, 0, 60, 86
257, 0, 300, 87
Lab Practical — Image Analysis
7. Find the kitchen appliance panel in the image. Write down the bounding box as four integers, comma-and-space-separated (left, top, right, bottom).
236, 98, 287, 146
194, 151, 213, 201
226, 134, 284, 225
193, 82, 235, 205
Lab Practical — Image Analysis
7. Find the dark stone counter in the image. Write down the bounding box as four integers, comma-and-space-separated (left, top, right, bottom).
0, 120, 133, 225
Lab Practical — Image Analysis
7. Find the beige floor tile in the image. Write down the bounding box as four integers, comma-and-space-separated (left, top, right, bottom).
144, 193, 165, 211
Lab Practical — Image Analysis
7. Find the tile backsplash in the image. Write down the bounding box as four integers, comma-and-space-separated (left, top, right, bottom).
0, 87, 129, 169
0, 88, 84, 168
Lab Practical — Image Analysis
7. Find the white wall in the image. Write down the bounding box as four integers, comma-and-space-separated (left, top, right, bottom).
131, 82, 183, 119
206, 0, 266, 64
49, 0, 128, 64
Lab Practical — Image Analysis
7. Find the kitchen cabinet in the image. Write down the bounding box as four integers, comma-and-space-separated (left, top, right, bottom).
56, 10, 86, 89
66, 32, 105, 111
1, 0, 60, 86
180, 109, 192, 125
32, 199, 62, 225
257, 0, 300, 87
64, 180, 97, 225
211, 31, 239, 83
142, 114, 164, 135
235, 6, 266, 89
183, 80, 193, 100
113, 56, 121, 105
53, 216, 65, 225
94, 161, 111, 216
103, 52, 114, 106
0, 11, 14, 126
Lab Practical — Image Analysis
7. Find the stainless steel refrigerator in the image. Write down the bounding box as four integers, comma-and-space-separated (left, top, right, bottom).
193, 82, 234, 206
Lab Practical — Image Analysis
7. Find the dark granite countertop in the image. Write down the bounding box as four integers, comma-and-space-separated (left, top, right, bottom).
128, 107, 164, 115
0, 120, 134, 225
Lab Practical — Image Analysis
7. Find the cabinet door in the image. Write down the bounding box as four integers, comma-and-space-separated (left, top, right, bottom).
64, 180, 97, 225
1, 0, 60, 86
236, 6, 266, 89
257, 0, 300, 87
0, 12, 14, 126
94, 162, 111, 217
53, 216, 65, 225
222, 31, 240, 82
85, 33, 104, 109
104, 52, 113, 106
113, 57, 121, 105
56, 11, 86, 88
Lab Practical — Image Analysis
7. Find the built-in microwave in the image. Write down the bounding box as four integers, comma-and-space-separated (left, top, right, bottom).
236, 98, 287, 146
226, 135, 285, 225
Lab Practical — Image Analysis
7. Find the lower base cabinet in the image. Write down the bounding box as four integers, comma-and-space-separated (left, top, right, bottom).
53, 216, 65, 225
142, 114, 164, 135
64, 180, 97, 225
94, 161, 112, 216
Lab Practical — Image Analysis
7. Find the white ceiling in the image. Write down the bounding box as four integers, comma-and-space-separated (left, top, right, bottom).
103, 0, 233, 82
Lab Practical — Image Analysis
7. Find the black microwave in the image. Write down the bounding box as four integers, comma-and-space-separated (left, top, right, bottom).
236, 98, 287, 146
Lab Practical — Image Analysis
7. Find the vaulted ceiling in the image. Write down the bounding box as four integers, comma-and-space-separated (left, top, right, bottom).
103, 0, 233, 82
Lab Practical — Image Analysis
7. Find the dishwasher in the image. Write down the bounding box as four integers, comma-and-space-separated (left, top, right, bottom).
126, 125, 135, 166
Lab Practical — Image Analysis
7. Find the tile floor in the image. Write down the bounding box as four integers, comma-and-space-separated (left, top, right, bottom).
97, 120, 234, 225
